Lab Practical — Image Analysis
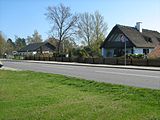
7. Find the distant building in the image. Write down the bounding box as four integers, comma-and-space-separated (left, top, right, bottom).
101, 22, 160, 57
18, 42, 56, 55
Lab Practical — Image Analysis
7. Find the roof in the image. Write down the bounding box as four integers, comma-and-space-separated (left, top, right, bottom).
18, 42, 56, 52
101, 24, 160, 48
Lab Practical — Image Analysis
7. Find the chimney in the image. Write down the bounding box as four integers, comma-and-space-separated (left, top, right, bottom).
135, 22, 142, 32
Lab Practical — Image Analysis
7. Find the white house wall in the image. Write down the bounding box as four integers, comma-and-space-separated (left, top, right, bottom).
133, 48, 143, 54
133, 48, 154, 54
149, 48, 154, 53
33, 51, 37, 55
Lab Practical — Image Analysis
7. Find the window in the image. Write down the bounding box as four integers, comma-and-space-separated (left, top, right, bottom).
143, 49, 149, 54
157, 37, 160, 43
131, 48, 134, 54
144, 36, 152, 43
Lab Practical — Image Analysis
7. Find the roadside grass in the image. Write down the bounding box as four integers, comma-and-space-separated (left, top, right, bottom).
0, 70, 160, 120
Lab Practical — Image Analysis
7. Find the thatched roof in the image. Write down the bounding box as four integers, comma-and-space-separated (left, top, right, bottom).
101, 24, 160, 48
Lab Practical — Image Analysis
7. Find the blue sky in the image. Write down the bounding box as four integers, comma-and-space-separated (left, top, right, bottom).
0, 0, 160, 41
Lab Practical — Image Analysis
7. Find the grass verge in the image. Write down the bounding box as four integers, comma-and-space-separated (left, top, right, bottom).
0, 70, 160, 120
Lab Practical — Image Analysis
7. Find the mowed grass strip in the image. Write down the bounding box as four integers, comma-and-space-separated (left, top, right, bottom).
0, 70, 160, 120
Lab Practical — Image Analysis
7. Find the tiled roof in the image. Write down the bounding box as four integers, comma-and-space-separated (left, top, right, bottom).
148, 45, 160, 59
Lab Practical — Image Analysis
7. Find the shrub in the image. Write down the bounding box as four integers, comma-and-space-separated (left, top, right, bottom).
128, 54, 144, 59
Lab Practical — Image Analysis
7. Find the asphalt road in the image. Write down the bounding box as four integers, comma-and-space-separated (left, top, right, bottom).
2, 61, 160, 89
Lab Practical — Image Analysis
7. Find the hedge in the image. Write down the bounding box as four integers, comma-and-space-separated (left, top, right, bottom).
24, 55, 160, 67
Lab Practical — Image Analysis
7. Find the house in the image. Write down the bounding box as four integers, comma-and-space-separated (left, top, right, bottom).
148, 45, 160, 59
18, 42, 56, 55
101, 22, 160, 57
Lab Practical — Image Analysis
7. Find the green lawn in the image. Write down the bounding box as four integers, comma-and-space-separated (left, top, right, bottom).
0, 70, 160, 120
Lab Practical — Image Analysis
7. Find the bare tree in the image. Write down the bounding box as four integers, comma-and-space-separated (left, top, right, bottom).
45, 4, 78, 54
78, 13, 93, 47
15, 36, 26, 50
91, 11, 108, 56
92, 11, 107, 43
27, 30, 43, 44
78, 11, 107, 56
6, 38, 15, 54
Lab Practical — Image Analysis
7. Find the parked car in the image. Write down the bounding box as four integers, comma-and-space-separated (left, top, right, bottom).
0, 61, 3, 68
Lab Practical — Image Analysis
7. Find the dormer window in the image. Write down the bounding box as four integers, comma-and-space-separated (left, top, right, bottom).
157, 37, 160, 43
148, 38, 152, 43
143, 36, 152, 43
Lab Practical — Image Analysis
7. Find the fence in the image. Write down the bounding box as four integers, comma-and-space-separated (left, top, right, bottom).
24, 55, 160, 67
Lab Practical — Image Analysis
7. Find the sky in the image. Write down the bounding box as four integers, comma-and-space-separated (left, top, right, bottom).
0, 0, 160, 41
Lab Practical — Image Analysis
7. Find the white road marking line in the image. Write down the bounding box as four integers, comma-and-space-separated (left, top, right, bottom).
95, 70, 160, 78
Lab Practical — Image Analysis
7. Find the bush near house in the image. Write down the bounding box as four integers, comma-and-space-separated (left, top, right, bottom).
127, 54, 144, 59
